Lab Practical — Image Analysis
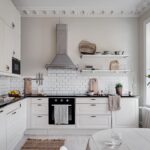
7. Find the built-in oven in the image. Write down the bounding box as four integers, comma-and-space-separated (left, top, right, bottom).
49, 98, 75, 125
12, 57, 21, 75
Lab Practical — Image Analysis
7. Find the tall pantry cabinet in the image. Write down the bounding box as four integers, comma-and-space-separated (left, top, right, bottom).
0, 0, 21, 74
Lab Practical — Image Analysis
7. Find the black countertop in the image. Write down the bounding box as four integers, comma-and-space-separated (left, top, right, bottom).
0, 97, 25, 109
0, 94, 138, 109
24, 94, 138, 98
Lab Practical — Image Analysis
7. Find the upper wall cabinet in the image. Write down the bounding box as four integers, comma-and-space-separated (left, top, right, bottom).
0, 0, 21, 74
0, 0, 20, 35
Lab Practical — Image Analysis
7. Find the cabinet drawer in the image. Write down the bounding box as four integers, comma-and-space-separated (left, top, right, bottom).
5, 101, 21, 114
76, 104, 110, 115
32, 103, 48, 115
76, 115, 111, 129
76, 98, 108, 104
31, 98, 48, 104
31, 115, 48, 128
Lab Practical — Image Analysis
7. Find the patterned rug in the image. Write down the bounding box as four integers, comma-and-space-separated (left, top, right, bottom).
21, 139, 65, 150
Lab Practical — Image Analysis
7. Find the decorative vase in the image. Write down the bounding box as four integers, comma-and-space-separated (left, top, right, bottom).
116, 87, 122, 96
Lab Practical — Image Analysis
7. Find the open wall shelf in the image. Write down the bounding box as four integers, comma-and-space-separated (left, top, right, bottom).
80, 54, 129, 58
80, 69, 130, 73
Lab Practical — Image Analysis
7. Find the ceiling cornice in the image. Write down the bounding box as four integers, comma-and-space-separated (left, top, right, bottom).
17, 0, 150, 18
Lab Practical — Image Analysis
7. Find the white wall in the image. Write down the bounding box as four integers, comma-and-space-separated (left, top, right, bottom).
21, 17, 139, 95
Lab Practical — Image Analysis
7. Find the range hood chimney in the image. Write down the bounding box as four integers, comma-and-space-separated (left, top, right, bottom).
45, 24, 77, 70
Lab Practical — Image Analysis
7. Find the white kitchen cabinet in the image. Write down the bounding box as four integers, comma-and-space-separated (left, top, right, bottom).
112, 98, 139, 128
12, 32, 21, 59
0, 0, 21, 74
0, 108, 7, 150
30, 98, 49, 129
76, 103, 111, 115
77, 115, 111, 129
6, 100, 27, 150
32, 103, 48, 115
0, 0, 20, 32
76, 98, 111, 129
31, 115, 49, 129
3, 24, 13, 73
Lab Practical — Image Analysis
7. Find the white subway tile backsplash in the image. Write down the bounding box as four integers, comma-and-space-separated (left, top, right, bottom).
0, 76, 23, 95
0, 69, 129, 96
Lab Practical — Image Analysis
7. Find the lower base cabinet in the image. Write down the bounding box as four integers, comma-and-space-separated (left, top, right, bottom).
0, 108, 7, 150
6, 100, 27, 150
0, 100, 27, 150
112, 98, 139, 128
31, 115, 48, 128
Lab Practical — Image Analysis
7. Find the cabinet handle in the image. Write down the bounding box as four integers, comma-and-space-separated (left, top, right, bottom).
37, 104, 42, 106
37, 116, 42, 118
0, 110, 4, 113
90, 104, 96, 106
13, 51, 15, 55
91, 99, 96, 101
12, 22, 15, 29
91, 115, 96, 118
6, 65, 10, 71
37, 99, 42, 100
12, 112, 16, 115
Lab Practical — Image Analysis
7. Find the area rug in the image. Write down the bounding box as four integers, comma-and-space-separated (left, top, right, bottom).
21, 139, 65, 150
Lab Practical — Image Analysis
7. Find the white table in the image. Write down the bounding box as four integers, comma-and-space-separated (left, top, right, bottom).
87, 128, 150, 150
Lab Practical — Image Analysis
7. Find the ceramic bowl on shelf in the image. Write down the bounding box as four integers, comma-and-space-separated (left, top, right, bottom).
114, 51, 124, 55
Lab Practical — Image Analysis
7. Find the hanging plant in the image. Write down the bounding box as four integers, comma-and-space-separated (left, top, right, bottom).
146, 74, 150, 86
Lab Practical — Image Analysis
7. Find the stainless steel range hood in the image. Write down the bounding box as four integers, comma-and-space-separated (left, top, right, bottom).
45, 24, 77, 70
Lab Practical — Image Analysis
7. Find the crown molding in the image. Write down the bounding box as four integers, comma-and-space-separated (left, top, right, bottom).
17, 1, 150, 18
18, 7, 139, 17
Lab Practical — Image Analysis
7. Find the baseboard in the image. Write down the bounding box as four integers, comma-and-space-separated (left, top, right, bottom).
25, 128, 102, 136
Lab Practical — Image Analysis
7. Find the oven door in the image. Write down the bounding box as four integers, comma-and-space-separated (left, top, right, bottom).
49, 98, 75, 125
12, 57, 21, 74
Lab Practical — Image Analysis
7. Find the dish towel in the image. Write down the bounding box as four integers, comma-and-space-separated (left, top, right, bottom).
108, 95, 121, 111
54, 105, 69, 125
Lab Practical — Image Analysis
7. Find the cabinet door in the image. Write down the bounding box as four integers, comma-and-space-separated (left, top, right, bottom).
6, 101, 27, 150
0, 108, 7, 150
7, 108, 21, 150
76, 115, 111, 129
0, 0, 20, 28
3, 25, 12, 73
31, 115, 48, 129
112, 98, 139, 128
12, 32, 21, 59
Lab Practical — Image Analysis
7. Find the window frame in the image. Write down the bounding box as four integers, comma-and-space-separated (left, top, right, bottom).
144, 18, 150, 106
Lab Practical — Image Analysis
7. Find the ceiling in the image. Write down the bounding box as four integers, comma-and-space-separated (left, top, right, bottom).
12, 0, 150, 17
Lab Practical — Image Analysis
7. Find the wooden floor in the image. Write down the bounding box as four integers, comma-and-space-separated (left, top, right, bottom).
16, 136, 90, 150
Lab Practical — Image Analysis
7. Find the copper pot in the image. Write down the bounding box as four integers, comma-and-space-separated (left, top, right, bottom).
116, 87, 122, 96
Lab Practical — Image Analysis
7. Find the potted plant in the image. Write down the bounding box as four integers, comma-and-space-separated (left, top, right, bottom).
146, 74, 150, 86
115, 83, 123, 96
